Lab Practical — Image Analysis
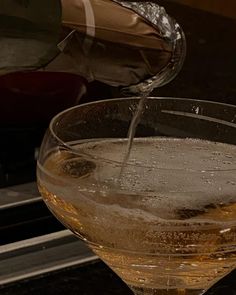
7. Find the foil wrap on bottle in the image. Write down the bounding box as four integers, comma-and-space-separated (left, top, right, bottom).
46, 0, 186, 93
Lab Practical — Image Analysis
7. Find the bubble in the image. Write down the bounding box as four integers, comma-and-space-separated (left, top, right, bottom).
227, 181, 236, 186
223, 161, 232, 165
226, 154, 233, 159
62, 158, 96, 178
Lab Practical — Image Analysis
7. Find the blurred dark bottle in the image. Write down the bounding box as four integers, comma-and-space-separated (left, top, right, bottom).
0, 1, 86, 127
0, 0, 61, 74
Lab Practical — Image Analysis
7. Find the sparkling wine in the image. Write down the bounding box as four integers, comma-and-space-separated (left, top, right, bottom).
38, 137, 236, 293
120, 94, 148, 177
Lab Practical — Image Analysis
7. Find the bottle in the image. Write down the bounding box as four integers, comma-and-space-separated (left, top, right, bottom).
0, 0, 186, 94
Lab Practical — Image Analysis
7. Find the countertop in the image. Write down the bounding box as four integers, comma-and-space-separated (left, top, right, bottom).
2, 261, 236, 295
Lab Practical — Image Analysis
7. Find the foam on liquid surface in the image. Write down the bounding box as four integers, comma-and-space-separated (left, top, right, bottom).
43, 137, 236, 222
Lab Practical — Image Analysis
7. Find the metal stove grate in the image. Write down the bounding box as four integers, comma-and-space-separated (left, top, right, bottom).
0, 182, 98, 287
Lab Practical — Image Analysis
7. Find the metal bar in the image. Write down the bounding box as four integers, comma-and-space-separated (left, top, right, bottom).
0, 182, 40, 209
0, 230, 72, 255
0, 230, 98, 286
0, 182, 64, 245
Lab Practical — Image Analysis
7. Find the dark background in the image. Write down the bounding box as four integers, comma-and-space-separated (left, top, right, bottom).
154, 1, 236, 105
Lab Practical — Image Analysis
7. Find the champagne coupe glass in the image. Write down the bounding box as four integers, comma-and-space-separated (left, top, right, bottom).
37, 98, 236, 295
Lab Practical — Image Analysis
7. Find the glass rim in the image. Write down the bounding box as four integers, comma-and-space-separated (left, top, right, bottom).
48, 97, 236, 172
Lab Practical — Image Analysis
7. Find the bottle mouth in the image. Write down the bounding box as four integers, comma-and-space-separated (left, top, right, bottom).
122, 22, 186, 95
113, 0, 187, 95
